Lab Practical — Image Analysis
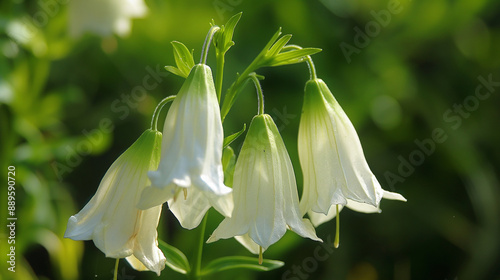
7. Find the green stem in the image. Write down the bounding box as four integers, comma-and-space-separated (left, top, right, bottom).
200, 26, 220, 65
334, 204, 340, 248
150, 95, 176, 131
249, 73, 265, 115
215, 52, 225, 103
189, 213, 208, 280
113, 259, 119, 280
220, 29, 283, 122
305, 55, 317, 80
219, 62, 262, 122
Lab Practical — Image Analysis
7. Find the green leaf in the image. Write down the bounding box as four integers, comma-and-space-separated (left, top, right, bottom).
223, 123, 246, 148
222, 146, 236, 187
165, 41, 195, 78
200, 256, 284, 276
158, 240, 191, 274
267, 34, 292, 57
222, 12, 242, 53
269, 48, 322, 67
262, 28, 283, 55
164, 65, 185, 78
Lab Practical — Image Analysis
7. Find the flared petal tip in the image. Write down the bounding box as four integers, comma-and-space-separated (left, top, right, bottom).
64, 215, 93, 240
63, 216, 78, 239
288, 218, 323, 243
382, 190, 407, 202
126, 254, 166, 276
206, 234, 218, 244
235, 235, 262, 255
346, 199, 381, 213
196, 175, 232, 196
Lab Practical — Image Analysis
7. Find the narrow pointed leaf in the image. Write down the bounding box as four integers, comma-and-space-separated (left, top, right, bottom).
262, 28, 283, 54
269, 48, 322, 67
222, 12, 242, 52
165, 66, 185, 77
158, 240, 190, 274
223, 123, 246, 148
267, 34, 292, 57
200, 256, 284, 276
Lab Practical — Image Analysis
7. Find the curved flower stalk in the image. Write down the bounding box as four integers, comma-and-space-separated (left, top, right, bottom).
138, 64, 232, 229
298, 78, 406, 217
68, 0, 148, 38
208, 114, 321, 256
64, 129, 166, 275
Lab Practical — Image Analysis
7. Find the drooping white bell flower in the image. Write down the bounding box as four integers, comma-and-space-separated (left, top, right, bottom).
64, 129, 166, 275
308, 191, 407, 227
208, 114, 321, 255
298, 78, 406, 217
69, 0, 148, 38
138, 64, 232, 229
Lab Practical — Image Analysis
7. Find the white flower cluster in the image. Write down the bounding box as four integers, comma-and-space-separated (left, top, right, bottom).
64, 28, 405, 275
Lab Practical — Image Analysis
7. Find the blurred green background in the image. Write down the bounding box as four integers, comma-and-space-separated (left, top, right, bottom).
1, 0, 500, 279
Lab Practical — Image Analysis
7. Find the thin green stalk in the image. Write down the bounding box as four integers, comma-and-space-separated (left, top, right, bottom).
200, 26, 220, 65
189, 213, 208, 280
150, 95, 176, 131
283, 45, 317, 80
219, 61, 262, 122
305, 55, 317, 80
249, 74, 265, 115
334, 204, 340, 248
220, 29, 282, 121
113, 259, 119, 280
215, 52, 225, 103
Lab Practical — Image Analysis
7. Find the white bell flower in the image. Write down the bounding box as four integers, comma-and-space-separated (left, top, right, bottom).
138, 64, 232, 228
208, 114, 321, 257
298, 78, 406, 216
64, 129, 166, 275
69, 0, 148, 37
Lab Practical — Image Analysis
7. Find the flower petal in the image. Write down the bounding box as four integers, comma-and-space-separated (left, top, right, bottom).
128, 205, 166, 275
234, 234, 261, 255
167, 188, 212, 230
142, 64, 232, 226
383, 190, 407, 201
210, 115, 320, 251
64, 130, 165, 273
299, 79, 389, 218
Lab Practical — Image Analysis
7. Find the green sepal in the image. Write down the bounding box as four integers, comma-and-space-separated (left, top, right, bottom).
223, 123, 246, 148
158, 240, 191, 274
164, 41, 195, 78
222, 146, 236, 187
200, 256, 284, 276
